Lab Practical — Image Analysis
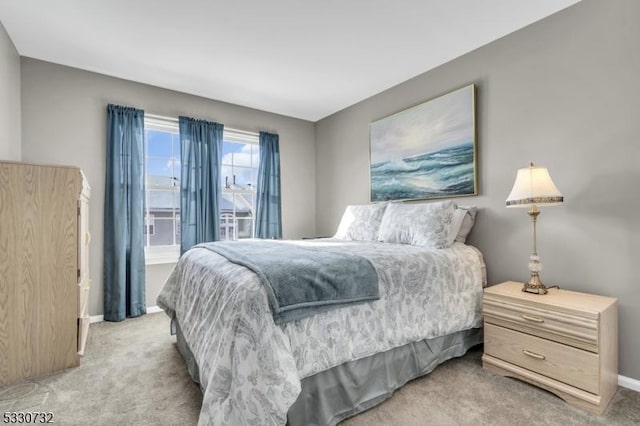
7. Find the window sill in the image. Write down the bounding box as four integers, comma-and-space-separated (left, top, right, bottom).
145, 255, 179, 265
145, 245, 180, 265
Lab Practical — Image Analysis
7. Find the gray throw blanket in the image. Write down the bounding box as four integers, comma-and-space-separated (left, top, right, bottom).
195, 240, 379, 324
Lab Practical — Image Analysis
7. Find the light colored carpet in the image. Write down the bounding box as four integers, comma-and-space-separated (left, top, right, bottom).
1, 313, 638, 425
0, 313, 201, 425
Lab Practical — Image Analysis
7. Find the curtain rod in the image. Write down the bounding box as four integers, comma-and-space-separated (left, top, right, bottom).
145, 113, 259, 137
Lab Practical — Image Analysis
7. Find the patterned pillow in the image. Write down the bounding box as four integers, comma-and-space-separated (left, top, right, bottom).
334, 203, 388, 241
377, 201, 455, 248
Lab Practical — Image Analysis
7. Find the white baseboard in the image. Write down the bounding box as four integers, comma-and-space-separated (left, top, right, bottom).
89, 305, 163, 324
619, 374, 640, 392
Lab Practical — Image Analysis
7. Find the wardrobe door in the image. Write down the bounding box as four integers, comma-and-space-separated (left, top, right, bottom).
0, 163, 80, 385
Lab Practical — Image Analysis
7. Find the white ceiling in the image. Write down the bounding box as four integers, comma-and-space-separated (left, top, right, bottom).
0, 0, 579, 122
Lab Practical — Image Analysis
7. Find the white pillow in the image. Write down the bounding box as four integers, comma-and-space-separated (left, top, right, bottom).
455, 206, 477, 243
334, 203, 388, 241
447, 205, 478, 245
377, 201, 455, 248
447, 208, 467, 246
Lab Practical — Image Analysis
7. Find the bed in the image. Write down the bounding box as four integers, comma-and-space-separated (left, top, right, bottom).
157, 201, 486, 425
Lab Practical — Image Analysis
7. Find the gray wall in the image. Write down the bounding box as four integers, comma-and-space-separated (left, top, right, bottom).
0, 20, 21, 160
20, 58, 316, 317
315, 0, 640, 379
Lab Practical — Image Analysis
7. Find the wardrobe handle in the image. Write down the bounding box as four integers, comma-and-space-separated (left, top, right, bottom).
522, 314, 544, 323
522, 349, 546, 360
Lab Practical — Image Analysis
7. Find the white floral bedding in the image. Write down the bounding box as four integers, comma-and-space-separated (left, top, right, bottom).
157, 239, 486, 426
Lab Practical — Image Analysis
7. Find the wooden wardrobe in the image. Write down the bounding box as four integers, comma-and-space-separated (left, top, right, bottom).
0, 161, 91, 385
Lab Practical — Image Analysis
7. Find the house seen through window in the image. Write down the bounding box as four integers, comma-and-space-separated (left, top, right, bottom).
144, 116, 259, 262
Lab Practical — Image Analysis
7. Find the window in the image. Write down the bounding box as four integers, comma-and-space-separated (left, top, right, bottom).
143, 115, 259, 263
144, 214, 155, 236
220, 130, 260, 241
144, 117, 181, 264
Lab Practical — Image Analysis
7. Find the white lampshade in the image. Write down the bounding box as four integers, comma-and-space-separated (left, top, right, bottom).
506, 163, 563, 208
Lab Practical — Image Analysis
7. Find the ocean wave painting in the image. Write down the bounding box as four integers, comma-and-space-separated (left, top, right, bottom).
370, 85, 476, 201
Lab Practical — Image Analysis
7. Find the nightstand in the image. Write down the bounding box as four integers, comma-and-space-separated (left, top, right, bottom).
482, 281, 618, 415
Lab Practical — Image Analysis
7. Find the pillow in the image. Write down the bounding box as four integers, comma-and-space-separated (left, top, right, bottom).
377, 200, 455, 248
447, 208, 468, 246
455, 206, 477, 243
447, 205, 478, 245
334, 203, 388, 241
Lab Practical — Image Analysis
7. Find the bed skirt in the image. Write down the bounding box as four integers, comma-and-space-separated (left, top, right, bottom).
173, 319, 482, 426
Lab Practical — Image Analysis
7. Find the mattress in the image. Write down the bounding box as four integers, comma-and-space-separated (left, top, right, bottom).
157, 239, 486, 425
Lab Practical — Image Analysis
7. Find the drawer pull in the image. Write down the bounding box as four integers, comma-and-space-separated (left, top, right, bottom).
522, 314, 544, 323
522, 349, 546, 360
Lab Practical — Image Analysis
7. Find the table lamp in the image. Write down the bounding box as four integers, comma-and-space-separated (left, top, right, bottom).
506, 162, 563, 294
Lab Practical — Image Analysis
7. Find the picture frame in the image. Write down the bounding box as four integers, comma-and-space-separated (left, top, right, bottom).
369, 84, 477, 202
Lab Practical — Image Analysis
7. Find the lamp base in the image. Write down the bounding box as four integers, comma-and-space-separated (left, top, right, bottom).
522, 273, 548, 295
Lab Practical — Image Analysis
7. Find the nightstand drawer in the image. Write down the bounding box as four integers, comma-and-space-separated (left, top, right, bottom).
484, 323, 599, 394
484, 295, 599, 352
